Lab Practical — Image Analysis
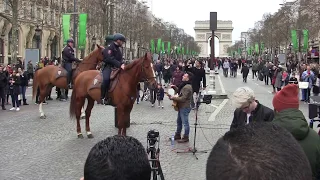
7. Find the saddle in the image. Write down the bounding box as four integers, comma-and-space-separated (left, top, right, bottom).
55, 66, 68, 79
89, 68, 121, 93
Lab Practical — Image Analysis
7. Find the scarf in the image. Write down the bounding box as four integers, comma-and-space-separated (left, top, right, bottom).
178, 80, 191, 94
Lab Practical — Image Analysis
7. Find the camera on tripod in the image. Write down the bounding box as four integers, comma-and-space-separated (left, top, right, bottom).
146, 130, 165, 180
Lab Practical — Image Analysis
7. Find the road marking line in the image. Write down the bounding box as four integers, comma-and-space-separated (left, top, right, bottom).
208, 99, 229, 122
209, 104, 218, 108
217, 75, 226, 94
267, 91, 272, 94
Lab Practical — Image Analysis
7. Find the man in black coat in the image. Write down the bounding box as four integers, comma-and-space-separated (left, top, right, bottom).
0, 65, 7, 110
241, 63, 250, 83
188, 60, 206, 109
230, 87, 274, 130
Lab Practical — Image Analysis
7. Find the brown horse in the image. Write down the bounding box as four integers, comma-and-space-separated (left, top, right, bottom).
32, 45, 104, 119
69, 52, 157, 138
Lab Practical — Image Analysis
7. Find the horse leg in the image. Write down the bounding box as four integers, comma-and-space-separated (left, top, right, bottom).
85, 97, 95, 138
81, 106, 86, 119
39, 86, 47, 119
76, 97, 85, 138
116, 106, 126, 136
122, 105, 133, 136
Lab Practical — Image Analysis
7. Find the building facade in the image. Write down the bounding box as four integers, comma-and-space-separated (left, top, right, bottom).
0, 0, 100, 64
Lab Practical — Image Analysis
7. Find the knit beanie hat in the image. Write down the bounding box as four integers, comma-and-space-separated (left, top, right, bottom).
273, 84, 299, 112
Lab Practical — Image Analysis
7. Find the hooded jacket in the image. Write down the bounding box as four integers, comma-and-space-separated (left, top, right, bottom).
273, 108, 320, 178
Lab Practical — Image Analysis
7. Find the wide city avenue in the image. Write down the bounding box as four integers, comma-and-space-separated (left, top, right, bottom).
0, 0, 320, 179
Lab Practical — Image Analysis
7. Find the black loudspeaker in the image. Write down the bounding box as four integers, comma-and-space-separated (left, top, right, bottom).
210, 12, 217, 30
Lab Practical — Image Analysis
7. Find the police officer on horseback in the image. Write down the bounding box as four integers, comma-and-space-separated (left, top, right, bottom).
62, 38, 80, 88
100, 33, 126, 104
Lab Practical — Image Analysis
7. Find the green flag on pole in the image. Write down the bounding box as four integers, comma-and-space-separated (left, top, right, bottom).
156, 39, 162, 53
303, 29, 309, 52
161, 42, 165, 53
260, 42, 264, 52
62, 14, 71, 45
167, 42, 171, 54
291, 30, 298, 51
78, 13, 87, 49
182, 47, 185, 55
255, 43, 259, 53
150, 39, 155, 54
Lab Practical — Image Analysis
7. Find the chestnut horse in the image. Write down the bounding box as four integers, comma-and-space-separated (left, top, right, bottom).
32, 45, 104, 119
69, 52, 156, 138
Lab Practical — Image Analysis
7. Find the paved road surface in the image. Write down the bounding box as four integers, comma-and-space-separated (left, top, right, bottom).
0, 68, 314, 180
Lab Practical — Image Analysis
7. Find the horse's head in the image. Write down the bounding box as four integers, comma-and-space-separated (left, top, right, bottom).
140, 52, 157, 89
82, 44, 104, 68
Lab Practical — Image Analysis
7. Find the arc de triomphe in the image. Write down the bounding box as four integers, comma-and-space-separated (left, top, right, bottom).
194, 20, 233, 57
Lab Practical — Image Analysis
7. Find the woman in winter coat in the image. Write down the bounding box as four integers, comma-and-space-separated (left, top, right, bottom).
8, 70, 21, 111
162, 61, 171, 87
274, 67, 283, 92
172, 66, 184, 87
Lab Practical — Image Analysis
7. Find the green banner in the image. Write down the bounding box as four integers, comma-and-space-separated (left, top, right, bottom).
247, 47, 251, 55
255, 43, 259, 53
78, 13, 87, 49
238, 48, 241, 54
182, 47, 185, 55
291, 30, 298, 51
177, 45, 181, 54
186, 47, 189, 55
260, 42, 264, 52
161, 42, 165, 53
167, 42, 171, 54
303, 29, 309, 52
150, 39, 155, 54
62, 14, 71, 45
156, 39, 162, 53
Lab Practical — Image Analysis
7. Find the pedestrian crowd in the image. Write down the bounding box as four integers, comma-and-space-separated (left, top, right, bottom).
0, 57, 59, 112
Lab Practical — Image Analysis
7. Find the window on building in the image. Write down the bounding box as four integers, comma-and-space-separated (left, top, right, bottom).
51, 11, 54, 25
37, 8, 41, 20
8, 29, 19, 56
3, 0, 11, 11
31, 3, 35, 18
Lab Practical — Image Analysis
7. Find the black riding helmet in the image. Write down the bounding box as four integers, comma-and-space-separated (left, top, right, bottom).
67, 38, 74, 43
105, 35, 114, 46
113, 33, 126, 42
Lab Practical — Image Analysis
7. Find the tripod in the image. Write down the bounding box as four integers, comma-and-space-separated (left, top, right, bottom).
177, 93, 212, 160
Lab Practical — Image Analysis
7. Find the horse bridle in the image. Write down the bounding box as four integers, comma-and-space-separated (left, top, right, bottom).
140, 58, 156, 83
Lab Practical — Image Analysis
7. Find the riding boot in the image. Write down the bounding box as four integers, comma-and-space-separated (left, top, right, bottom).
100, 84, 106, 105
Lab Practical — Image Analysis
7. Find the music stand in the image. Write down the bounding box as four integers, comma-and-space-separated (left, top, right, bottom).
176, 94, 212, 160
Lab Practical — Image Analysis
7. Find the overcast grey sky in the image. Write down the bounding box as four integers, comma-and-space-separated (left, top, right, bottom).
147, 0, 287, 44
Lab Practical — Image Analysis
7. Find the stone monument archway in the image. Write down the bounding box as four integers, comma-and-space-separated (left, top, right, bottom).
194, 20, 233, 57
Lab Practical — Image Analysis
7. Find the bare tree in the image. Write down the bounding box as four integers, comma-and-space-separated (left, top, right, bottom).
0, 0, 21, 64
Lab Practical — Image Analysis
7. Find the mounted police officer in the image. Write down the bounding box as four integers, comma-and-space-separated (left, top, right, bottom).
105, 35, 114, 47
100, 33, 126, 104
62, 38, 80, 89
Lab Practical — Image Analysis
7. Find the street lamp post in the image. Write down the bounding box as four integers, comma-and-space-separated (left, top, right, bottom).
91, 36, 96, 51
35, 25, 42, 59
137, 44, 140, 58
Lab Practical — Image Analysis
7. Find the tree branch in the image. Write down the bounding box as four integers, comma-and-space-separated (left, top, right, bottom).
0, 12, 12, 23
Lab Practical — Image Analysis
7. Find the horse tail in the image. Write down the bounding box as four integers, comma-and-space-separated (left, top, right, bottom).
32, 70, 39, 100
69, 86, 77, 119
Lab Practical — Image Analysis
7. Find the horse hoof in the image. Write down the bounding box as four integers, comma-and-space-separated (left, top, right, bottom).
87, 134, 94, 138
40, 115, 46, 119
81, 115, 86, 119
78, 134, 84, 139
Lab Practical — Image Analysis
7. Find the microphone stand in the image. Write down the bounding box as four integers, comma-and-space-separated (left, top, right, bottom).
176, 93, 212, 160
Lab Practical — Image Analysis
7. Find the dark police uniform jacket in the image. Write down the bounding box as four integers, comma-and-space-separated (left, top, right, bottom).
62, 45, 78, 63
102, 42, 123, 68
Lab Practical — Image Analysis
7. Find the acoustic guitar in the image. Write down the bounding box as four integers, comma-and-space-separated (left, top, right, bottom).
166, 88, 178, 111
